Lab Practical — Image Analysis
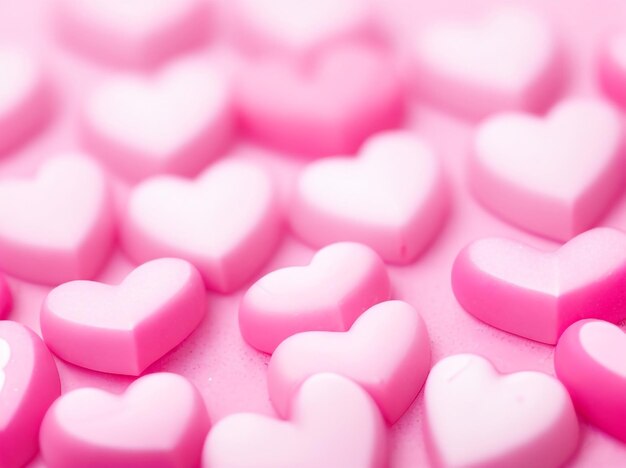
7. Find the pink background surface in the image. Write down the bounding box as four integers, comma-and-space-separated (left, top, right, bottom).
2, 0, 626, 466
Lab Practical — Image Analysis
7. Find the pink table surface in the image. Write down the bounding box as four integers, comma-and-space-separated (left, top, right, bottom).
2, 0, 626, 466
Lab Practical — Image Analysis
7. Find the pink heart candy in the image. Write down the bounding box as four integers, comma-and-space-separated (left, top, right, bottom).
235, 43, 404, 157
55, 0, 209, 69
267, 300, 430, 423
470, 99, 624, 241
0, 48, 52, 154
556, 319, 626, 443
0, 155, 114, 285
40, 372, 210, 468
411, 7, 562, 119
598, 32, 626, 108
203, 373, 387, 468
0, 274, 11, 319
239, 242, 390, 354
41, 258, 206, 376
452, 227, 626, 344
0, 320, 61, 468
290, 131, 447, 264
424, 354, 579, 468
122, 159, 282, 293
81, 57, 232, 180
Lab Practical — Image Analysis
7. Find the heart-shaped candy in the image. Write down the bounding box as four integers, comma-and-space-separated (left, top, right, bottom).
41, 258, 206, 375
424, 354, 579, 468
0, 274, 11, 319
0, 320, 61, 468
290, 131, 447, 263
0, 155, 114, 285
40, 372, 210, 468
268, 300, 430, 423
452, 227, 626, 344
471, 99, 624, 241
81, 57, 232, 180
411, 7, 562, 119
239, 242, 390, 353
598, 32, 626, 108
555, 319, 626, 442
203, 373, 387, 468
122, 159, 282, 293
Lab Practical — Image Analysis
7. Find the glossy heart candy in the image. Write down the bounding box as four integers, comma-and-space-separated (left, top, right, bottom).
424, 354, 579, 468
268, 300, 430, 423
40, 372, 210, 468
203, 373, 387, 468
123, 159, 282, 293
41, 258, 206, 375
0, 274, 11, 319
290, 131, 447, 264
471, 99, 624, 241
598, 32, 626, 108
452, 227, 626, 344
0, 155, 114, 285
0, 320, 61, 468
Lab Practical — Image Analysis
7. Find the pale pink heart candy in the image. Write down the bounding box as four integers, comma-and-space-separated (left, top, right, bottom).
471, 99, 624, 241
268, 300, 430, 423
227, 0, 376, 57
0, 274, 11, 319
235, 43, 404, 157
290, 131, 447, 264
239, 242, 390, 354
0, 155, 114, 285
40, 372, 210, 468
556, 319, 626, 443
0, 320, 61, 468
424, 354, 579, 468
411, 7, 562, 119
122, 159, 282, 293
598, 32, 626, 108
81, 58, 232, 180
0, 47, 52, 154
452, 227, 626, 344
55, 0, 209, 69
41, 258, 206, 376
203, 373, 387, 468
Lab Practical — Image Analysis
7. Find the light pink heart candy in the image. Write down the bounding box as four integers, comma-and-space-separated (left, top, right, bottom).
598, 32, 626, 108
235, 43, 404, 157
203, 373, 387, 468
268, 300, 430, 423
81, 57, 232, 180
0, 155, 114, 285
424, 354, 579, 468
55, 0, 209, 69
471, 99, 624, 241
411, 7, 562, 119
123, 159, 282, 293
452, 227, 626, 344
556, 319, 626, 443
239, 242, 390, 354
0, 47, 52, 154
0, 320, 61, 468
40, 372, 210, 468
41, 258, 206, 376
290, 131, 447, 264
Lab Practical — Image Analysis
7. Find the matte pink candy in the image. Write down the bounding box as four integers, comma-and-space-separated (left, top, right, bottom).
239, 242, 390, 354
555, 319, 626, 443
471, 99, 624, 241
267, 300, 430, 424
41, 258, 206, 376
55, 0, 209, 69
81, 57, 232, 180
290, 131, 447, 264
0, 275, 11, 319
235, 43, 404, 157
411, 7, 562, 119
0, 155, 114, 285
203, 373, 387, 468
0, 320, 61, 468
424, 354, 579, 468
122, 159, 282, 293
452, 227, 626, 344
40, 372, 210, 468
598, 32, 626, 108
